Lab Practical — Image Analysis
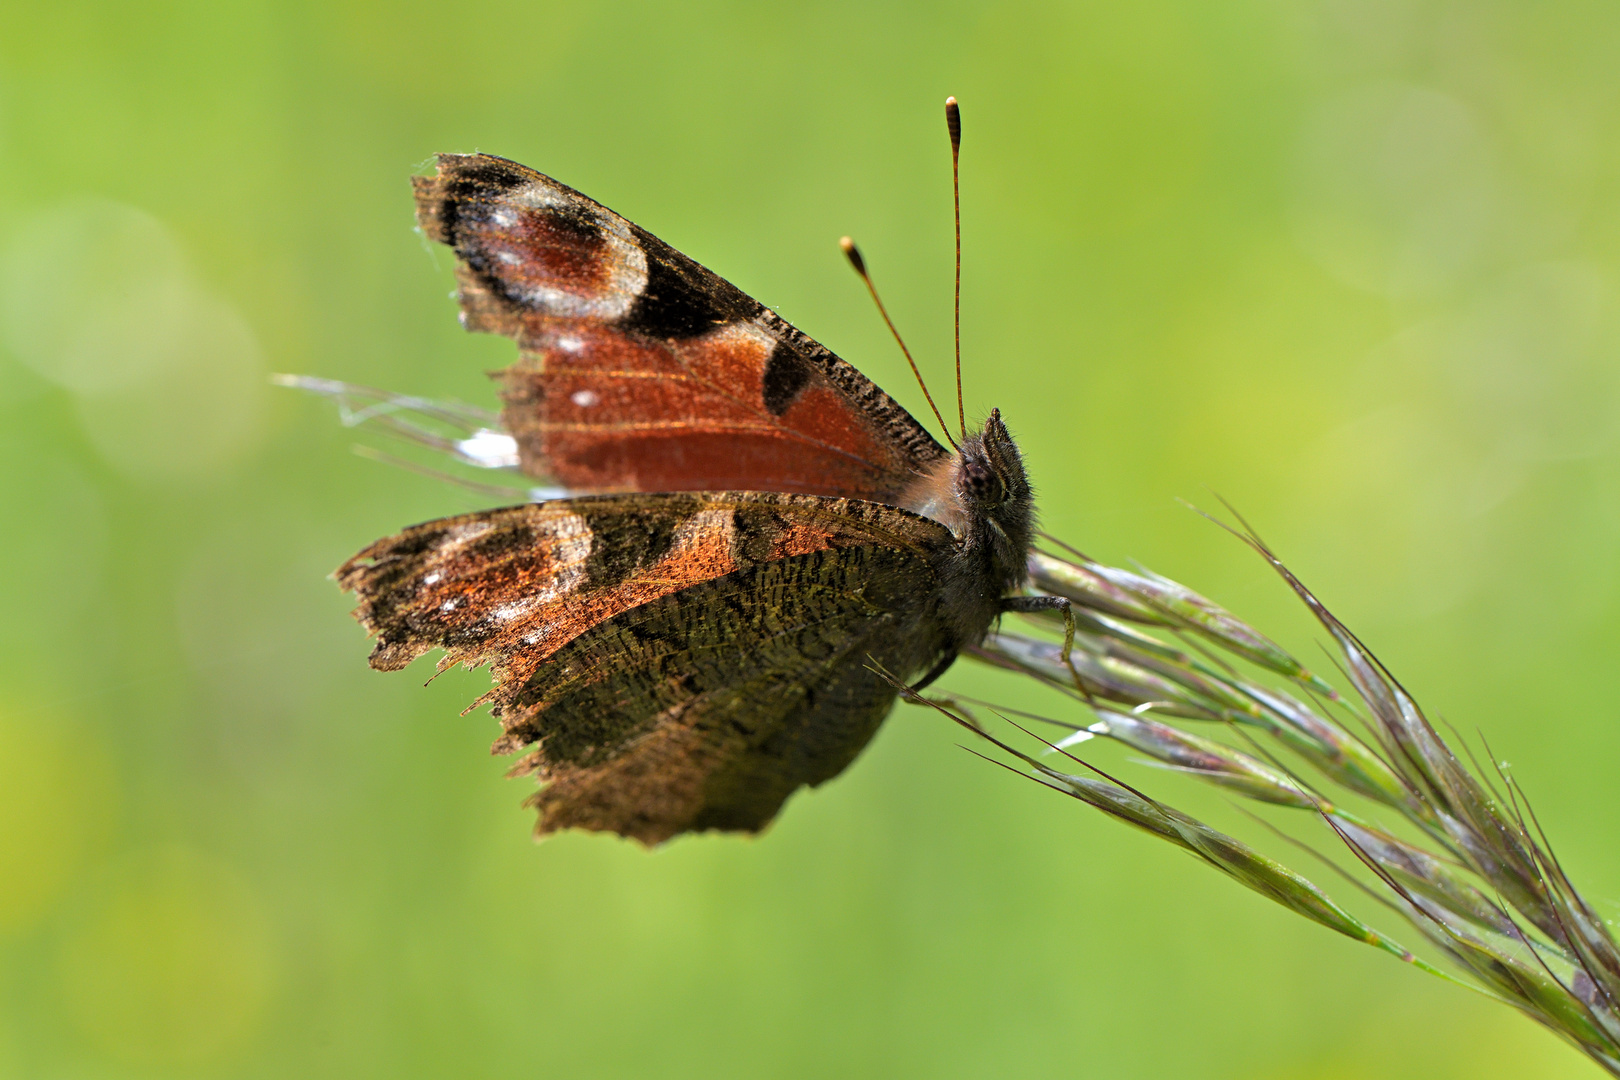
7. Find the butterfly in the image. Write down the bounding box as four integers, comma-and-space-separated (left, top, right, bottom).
334, 104, 1068, 845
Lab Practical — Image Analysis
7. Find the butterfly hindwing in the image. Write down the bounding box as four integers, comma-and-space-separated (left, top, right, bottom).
337, 492, 957, 843
512, 540, 948, 842
412, 153, 949, 501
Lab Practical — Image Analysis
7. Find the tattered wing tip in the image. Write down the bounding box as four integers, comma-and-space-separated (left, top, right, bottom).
410, 168, 452, 244
450, 264, 525, 336
332, 562, 366, 593
526, 794, 679, 850
366, 639, 422, 672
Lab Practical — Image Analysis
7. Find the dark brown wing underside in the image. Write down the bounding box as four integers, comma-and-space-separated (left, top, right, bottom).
511, 545, 949, 844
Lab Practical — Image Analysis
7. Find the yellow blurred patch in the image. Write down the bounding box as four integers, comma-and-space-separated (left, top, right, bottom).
1251, 992, 1596, 1079
0, 709, 113, 933
55, 846, 277, 1067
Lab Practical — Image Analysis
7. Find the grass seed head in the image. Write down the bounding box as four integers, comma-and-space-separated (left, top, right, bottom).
975, 531, 1620, 1073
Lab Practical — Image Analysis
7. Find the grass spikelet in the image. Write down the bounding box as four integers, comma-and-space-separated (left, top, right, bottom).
963, 520, 1620, 1074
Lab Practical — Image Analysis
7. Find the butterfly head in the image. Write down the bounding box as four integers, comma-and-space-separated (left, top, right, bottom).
957, 410, 1020, 502
953, 408, 1034, 580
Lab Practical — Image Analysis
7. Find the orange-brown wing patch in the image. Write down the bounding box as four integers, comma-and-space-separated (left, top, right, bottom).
412, 153, 949, 501
340, 492, 873, 685
500, 320, 900, 495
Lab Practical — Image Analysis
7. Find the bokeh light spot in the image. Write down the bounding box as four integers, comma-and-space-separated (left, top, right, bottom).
72, 289, 267, 482
0, 200, 191, 392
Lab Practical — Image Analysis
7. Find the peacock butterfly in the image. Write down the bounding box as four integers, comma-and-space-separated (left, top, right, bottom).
332, 102, 1069, 845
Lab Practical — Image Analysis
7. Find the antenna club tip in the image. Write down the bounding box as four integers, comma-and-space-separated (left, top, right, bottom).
945, 95, 957, 106
839, 236, 866, 275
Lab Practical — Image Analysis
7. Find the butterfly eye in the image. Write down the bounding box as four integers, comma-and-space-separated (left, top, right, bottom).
962, 457, 1005, 504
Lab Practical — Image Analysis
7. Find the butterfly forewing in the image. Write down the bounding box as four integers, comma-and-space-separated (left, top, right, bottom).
413, 153, 948, 500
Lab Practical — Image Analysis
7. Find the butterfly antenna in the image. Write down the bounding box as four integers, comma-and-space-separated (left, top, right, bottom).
946, 96, 966, 442
840, 236, 960, 451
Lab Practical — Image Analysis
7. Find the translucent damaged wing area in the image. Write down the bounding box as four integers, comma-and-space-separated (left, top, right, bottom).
413, 153, 948, 501
337, 492, 955, 843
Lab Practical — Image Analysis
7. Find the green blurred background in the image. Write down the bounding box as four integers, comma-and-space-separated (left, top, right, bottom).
2, 1, 1618, 1076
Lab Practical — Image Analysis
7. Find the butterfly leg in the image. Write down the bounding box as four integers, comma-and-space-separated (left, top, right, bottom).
999, 594, 1084, 693
909, 649, 960, 692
